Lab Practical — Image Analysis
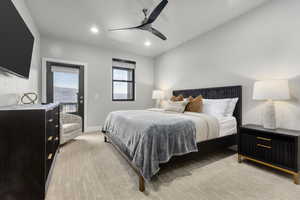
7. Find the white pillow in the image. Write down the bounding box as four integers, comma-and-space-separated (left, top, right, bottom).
202, 98, 239, 117
164, 100, 188, 113
226, 98, 239, 117
202, 99, 230, 117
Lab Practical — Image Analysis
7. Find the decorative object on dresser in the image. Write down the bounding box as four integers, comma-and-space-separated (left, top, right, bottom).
60, 113, 83, 145
253, 80, 290, 129
20, 92, 38, 104
152, 90, 164, 108
238, 124, 300, 184
0, 104, 60, 200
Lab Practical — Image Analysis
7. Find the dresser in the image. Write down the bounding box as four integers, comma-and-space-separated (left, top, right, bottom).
238, 124, 300, 184
0, 104, 60, 200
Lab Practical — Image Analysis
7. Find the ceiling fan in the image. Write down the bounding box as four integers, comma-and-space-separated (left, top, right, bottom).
109, 0, 168, 41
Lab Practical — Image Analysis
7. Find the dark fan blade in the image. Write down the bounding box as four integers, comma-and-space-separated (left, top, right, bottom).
150, 27, 167, 40
109, 25, 143, 31
146, 0, 168, 24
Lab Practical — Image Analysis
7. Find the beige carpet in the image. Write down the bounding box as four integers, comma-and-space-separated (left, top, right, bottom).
46, 133, 300, 200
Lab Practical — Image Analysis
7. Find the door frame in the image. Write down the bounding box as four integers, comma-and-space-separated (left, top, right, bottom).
42, 58, 88, 132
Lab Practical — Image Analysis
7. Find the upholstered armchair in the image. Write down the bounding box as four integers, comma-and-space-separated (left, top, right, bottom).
60, 113, 83, 145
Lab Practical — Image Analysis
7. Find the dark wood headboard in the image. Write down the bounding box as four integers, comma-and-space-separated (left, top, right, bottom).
173, 85, 242, 127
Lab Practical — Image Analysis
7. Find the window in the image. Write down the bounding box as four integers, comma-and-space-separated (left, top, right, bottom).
112, 58, 135, 101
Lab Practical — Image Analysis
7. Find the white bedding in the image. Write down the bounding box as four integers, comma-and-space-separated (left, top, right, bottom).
147, 109, 237, 142
217, 116, 237, 138
180, 112, 219, 142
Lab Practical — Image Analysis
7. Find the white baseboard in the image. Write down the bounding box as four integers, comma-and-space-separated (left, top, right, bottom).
85, 126, 102, 133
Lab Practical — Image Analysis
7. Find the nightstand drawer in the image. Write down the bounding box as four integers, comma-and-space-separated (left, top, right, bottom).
240, 132, 296, 169
240, 133, 273, 161
256, 136, 272, 146
272, 139, 295, 169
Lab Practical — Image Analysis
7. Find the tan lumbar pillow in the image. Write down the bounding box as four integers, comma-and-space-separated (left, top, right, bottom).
170, 95, 184, 102
185, 95, 203, 112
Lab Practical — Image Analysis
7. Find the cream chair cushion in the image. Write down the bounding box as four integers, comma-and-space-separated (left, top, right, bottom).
60, 113, 83, 145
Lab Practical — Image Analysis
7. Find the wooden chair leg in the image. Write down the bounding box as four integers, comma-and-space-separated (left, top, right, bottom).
139, 176, 145, 192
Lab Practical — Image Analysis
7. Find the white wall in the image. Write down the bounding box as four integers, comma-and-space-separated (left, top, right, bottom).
154, 0, 300, 130
0, 0, 40, 106
40, 36, 154, 129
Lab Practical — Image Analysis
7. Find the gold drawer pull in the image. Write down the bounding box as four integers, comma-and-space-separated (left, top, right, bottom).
257, 137, 271, 141
48, 136, 53, 141
48, 119, 53, 123
257, 144, 272, 149
48, 153, 53, 160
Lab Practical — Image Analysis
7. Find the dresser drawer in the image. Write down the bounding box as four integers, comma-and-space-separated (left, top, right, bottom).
54, 135, 59, 150
53, 106, 59, 117
46, 110, 55, 137
53, 107, 60, 127
45, 106, 60, 181
46, 136, 55, 153
240, 131, 296, 170
46, 110, 59, 135
46, 151, 54, 179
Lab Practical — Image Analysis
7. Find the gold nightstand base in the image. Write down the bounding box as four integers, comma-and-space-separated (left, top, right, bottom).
238, 154, 300, 185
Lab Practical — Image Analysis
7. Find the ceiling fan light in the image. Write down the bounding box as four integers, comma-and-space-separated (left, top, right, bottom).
90, 26, 99, 34
144, 41, 151, 46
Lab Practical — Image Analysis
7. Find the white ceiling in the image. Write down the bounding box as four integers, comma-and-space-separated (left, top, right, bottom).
25, 0, 269, 57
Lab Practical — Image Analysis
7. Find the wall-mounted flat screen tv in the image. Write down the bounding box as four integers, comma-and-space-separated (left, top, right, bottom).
0, 0, 35, 79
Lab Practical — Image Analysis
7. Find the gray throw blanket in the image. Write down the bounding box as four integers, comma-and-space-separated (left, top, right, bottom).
103, 110, 198, 181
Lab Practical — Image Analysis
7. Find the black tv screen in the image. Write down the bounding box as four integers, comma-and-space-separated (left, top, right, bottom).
0, 0, 35, 79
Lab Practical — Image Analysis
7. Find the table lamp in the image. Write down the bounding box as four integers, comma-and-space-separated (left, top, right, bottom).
152, 90, 164, 108
253, 80, 290, 129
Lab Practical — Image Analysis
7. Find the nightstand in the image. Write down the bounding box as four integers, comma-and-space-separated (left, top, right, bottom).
238, 124, 300, 184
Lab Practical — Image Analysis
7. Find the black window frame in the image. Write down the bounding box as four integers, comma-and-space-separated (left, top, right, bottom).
112, 58, 136, 101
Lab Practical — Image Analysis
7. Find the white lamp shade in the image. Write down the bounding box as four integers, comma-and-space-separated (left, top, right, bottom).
253, 80, 290, 100
152, 90, 164, 99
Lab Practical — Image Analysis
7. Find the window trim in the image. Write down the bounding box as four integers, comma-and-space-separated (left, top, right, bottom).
112, 58, 136, 65
112, 66, 135, 101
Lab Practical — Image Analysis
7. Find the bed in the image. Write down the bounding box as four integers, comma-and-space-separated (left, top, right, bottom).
102, 85, 242, 192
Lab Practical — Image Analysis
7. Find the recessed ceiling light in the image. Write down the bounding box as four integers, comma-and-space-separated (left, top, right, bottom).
144, 41, 151, 47
90, 26, 99, 34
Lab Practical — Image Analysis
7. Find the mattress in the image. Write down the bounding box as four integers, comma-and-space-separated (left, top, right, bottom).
217, 116, 237, 138
183, 112, 237, 142
148, 109, 237, 142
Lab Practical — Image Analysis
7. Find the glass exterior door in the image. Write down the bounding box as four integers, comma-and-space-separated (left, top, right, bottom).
53, 67, 79, 114
46, 62, 85, 131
